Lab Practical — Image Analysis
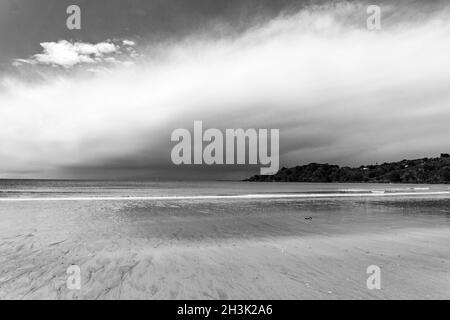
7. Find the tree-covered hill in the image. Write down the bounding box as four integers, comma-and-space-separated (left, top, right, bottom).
246, 154, 450, 183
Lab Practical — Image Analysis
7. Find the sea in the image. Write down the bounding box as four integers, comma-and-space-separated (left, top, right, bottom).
1, 179, 450, 199
1, 180, 449, 243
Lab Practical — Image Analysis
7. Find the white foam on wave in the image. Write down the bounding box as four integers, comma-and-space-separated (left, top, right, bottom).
0, 191, 450, 201
340, 187, 432, 193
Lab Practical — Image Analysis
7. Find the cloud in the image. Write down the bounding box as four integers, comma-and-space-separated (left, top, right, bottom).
123, 40, 136, 46
1, 1, 450, 179
12, 40, 138, 69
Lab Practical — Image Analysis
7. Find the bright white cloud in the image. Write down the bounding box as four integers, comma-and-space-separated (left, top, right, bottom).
123, 40, 136, 46
13, 40, 121, 68
1, 2, 450, 178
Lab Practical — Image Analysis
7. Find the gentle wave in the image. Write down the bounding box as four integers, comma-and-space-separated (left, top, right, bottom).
1, 191, 450, 201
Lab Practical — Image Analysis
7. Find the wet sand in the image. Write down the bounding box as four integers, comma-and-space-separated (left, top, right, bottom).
0, 195, 449, 299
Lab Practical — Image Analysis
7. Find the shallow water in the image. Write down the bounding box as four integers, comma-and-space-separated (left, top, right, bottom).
1, 180, 449, 198
1, 180, 450, 243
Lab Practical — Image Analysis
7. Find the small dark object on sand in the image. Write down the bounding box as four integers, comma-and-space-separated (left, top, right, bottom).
305, 217, 312, 220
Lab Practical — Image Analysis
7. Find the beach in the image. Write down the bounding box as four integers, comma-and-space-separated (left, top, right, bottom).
0, 181, 449, 299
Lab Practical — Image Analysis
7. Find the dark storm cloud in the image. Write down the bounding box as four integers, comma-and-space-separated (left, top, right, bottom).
1, 0, 450, 179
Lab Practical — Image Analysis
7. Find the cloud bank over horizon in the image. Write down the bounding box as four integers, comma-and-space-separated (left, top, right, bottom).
1, 1, 450, 179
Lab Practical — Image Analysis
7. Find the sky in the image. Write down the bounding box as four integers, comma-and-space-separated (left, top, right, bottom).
0, 0, 450, 180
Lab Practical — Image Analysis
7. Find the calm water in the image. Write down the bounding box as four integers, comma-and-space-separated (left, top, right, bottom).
1, 180, 450, 199
0, 180, 449, 243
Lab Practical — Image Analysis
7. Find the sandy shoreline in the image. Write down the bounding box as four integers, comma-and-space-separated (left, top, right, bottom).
0, 195, 449, 299
1, 227, 449, 299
